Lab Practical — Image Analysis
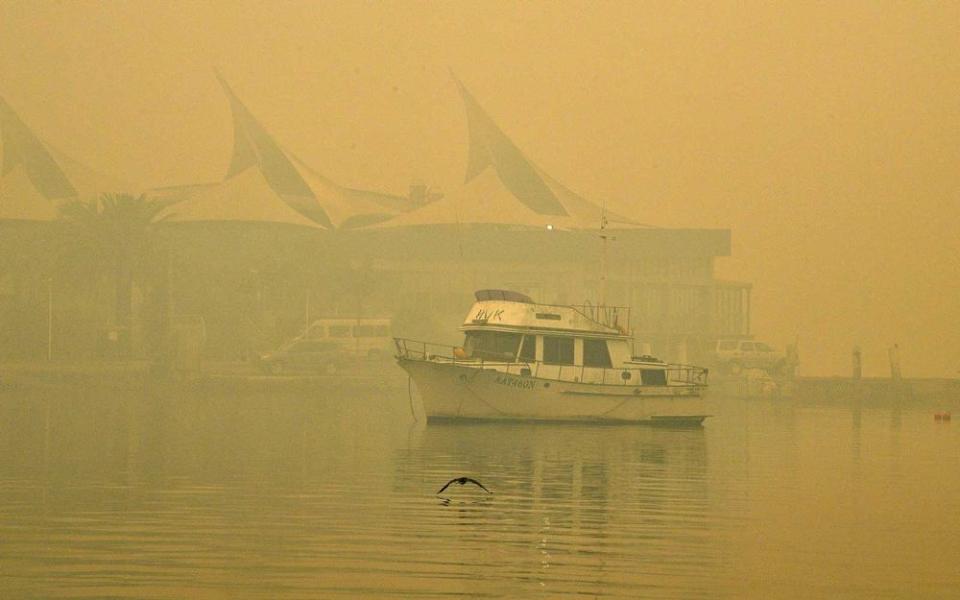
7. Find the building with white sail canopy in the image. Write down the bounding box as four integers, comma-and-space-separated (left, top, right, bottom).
0, 76, 751, 367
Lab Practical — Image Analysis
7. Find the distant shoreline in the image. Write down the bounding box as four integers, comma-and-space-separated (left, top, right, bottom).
0, 360, 407, 393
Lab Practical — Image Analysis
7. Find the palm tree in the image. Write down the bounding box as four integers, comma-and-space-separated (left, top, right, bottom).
59, 193, 170, 358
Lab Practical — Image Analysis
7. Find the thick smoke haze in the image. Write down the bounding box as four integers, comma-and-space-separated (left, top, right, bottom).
1, 1, 957, 376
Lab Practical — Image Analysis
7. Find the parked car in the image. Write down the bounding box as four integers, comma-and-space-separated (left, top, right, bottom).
258, 339, 346, 374
712, 339, 787, 374
300, 318, 392, 360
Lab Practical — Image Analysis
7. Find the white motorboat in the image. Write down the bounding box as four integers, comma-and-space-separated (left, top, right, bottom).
395, 290, 710, 425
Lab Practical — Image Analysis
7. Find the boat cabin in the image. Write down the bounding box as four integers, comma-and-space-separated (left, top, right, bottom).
458, 290, 668, 386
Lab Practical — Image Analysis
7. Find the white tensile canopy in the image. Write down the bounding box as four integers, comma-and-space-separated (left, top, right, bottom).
158, 166, 326, 229
370, 76, 642, 231
0, 95, 120, 222
158, 74, 412, 230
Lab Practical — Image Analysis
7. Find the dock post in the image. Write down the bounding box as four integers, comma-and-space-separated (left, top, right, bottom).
852, 345, 862, 380
888, 344, 902, 380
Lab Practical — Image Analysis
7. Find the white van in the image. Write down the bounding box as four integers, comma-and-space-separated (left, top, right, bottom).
299, 318, 392, 359
712, 339, 786, 374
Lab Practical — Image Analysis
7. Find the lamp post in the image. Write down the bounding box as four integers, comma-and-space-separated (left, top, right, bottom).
46, 277, 53, 361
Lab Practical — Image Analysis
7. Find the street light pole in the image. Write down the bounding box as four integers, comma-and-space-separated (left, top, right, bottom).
46, 277, 53, 361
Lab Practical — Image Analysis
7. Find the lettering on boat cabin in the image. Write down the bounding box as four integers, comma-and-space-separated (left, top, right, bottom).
473, 308, 505, 322
495, 375, 536, 390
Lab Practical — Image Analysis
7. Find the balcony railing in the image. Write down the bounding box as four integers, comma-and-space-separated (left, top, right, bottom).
394, 337, 708, 387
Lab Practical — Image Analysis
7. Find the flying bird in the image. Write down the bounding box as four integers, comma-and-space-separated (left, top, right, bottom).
436, 476, 491, 495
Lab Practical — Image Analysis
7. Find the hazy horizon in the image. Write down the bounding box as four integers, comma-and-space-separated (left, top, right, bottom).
1, 1, 958, 377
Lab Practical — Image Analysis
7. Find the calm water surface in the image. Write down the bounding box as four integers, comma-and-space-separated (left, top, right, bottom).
1, 380, 959, 599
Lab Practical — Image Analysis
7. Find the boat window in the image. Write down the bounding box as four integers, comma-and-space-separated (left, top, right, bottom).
755, 342, 774, 352
640, 369, 667, 386
718, 340, 737, 351
583, 338, 612, 368
518, 335, 536, 362
328, 325, 351, 338
464, 331, 522, 361
543, 336, 574, 365
740, 342, 755, 351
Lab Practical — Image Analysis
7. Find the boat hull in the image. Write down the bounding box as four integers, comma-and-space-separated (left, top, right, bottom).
399, 358, 709, 425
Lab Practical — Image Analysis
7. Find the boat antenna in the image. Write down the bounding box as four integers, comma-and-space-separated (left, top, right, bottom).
599, 200, 610, 307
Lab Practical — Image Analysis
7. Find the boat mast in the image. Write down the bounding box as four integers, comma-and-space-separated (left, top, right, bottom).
599, 200, 609, 308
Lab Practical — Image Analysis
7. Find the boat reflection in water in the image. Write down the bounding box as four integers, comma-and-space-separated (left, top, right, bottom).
396, 289, 710, 424
395, 420, 713, 595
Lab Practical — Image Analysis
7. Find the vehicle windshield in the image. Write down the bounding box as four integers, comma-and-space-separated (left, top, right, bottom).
463, 331, 522, 361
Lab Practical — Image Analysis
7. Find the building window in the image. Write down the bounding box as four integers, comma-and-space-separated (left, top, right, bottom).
519, 335, 536, 362
543, 336, 574, 365
583, 338, 612, 368
353, 324, 391, 337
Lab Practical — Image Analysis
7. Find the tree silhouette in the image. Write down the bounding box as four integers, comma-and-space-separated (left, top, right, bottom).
59, 193, 170, 358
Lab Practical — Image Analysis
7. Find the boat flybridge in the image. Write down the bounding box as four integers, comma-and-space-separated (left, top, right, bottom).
394, 290, 710, 425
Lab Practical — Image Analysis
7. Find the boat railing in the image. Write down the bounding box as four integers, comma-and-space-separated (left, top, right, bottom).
569, 303, 631, 334
393, 338, 462, 361
666, 364, 710, 386
394, 337, 708, 387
